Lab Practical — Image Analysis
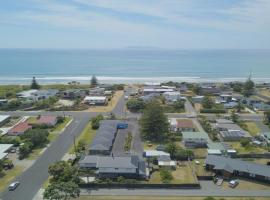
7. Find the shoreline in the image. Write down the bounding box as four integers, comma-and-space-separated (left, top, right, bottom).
0, 76, 270, 84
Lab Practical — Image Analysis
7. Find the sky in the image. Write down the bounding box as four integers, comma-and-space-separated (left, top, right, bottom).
0, 0, 270, 49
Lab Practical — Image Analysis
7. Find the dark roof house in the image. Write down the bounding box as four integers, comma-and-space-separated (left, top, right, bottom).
205, 155, 270, 183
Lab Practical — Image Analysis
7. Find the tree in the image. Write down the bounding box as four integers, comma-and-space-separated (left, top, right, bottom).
31, 76, 40, 89
175, 149, 194, 160
91, 114, 104, 129
19, 141, 33, 159
21, 129, 49, 148
172, 100, 185, 112
139, 101, 169, 141
165, 143, 178, 159
126, 98, 145, 112
240, 138, 250, 148
202, 96, 214, 109
90, 75, 98, 87
48, 161, 79, 183
243, 75, 254, 97
231, 111, 239, 123
192, 85, 201, 95
264, 110, 270, 124
43, 181, 80, 200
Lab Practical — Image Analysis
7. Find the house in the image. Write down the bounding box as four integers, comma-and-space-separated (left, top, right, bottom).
207, 142, 226, 155
0, 99, 8, 106
157, 155, 176, 168
89, 87, 105, 96
78, 155, 146, 179
213, 121, 251, 141
140, 93, 160, 102
163, 92, 181, 103
89, 120, 120, 155
0, 115, 10, 126
200, 86, 221, 96
205, 155, 270, 183
169, 118, 195, 132
180, 84, 188, 93
192, 96, 204, 103
252, 102, 270, 111
36, 115, 57, 127
62, 89, 86, 99
182, 131, 210, 148
17, 89, 59, 102
224, 102, 238, 109
84, 96, 107, 105
219, 94, 233, 103
8, 122, 32, 136
142, 88, 174, 95
0, 144, 13, 161
144, 150, 170, 158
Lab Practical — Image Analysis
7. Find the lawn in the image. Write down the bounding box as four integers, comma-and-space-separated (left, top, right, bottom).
0, 166, 24, 192
192, 148, 207, 158
27, 116, 38, 124
87, 90, 123, 112
192, 159, 213, 177
221, 179, 270, 190
145, 163, 197, 184
76, 196, 270, 200
244, 122, 261, 136
259, 89, 270, 98
227, 142, 268, 154
69, 121, 97, 154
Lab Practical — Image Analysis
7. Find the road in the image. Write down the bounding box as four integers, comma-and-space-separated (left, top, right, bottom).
0, 112, 95, 200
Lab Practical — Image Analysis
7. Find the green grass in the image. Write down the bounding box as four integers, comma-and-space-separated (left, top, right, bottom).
69, 121, 97, 154
244, 122, 261, 136
227, 142, 268, 154
27, 116, 38, 124
0, 166, 24, 192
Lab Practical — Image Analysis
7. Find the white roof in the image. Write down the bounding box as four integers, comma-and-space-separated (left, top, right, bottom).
158, 161, 177, 166
0, 115, 10, 123
0, 144, 13, 153
207, 149, 222, 155
143, 88, 174, 92
84, 96, 106, 101
17, 89, 38, 97
144, 150, 170, 157
0, 152, 8, 160
163, 91, 180, 95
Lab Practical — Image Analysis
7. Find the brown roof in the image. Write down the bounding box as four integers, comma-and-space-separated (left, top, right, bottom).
9, 122, 32, 134
37, 116, 57, 125
177, 120, 194, 128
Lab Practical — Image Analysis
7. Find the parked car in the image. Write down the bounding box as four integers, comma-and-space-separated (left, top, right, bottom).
8, 181, 20, 191
229, 179, 239, 188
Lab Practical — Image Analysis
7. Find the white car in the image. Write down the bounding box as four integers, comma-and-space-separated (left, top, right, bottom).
8, 181, 20, 191
229, 179, 239, 188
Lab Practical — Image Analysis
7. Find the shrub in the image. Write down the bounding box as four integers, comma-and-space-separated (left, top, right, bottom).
126, 98, 145, 112
91, 114, 104, 129
160, 168, 173, 183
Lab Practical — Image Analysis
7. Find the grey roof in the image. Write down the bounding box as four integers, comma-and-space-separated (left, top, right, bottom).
220, 130, 251, 138
207, 142, 226, 151
205, 155, 270, 177
182, 131, 210, 141
158, 155, 171, 162
89, 120, 122, 153
79, 155, 145, 175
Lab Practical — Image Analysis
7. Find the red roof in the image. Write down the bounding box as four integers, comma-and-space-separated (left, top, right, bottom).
177, 120, 194, 128
37, 116, 57, 125
9, 122, 32, 134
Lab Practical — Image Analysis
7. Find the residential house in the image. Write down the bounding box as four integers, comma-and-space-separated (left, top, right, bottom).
224, 102, 238, 109
0, 99, 8, 106
205, 155, 270, 183
170, 118, 195, 132
89, 87, 105, 96
144, 150, 170, 158
207, 142, 226, 155
8, 122, 32, 136
157, 155, 176, 168
62, 89, 86, 99
163, 91, 181, 103
252, 102, 270, 111
213, 121, 251, 141
200, 86, 221, 96
140, 93, 160, 102
180, 84, 188, 93
36, 115, 57, 127
182, 131, 210, 148
192, 96, 204, 103
143, 87, 174, 95
0, 144, 13, 161
84, 96, 107, 105
78, 155, 146, 179
0, 115, 10, 126
261, 132, 270, 143
17, 89, 58, 102
89, 120, 120, 155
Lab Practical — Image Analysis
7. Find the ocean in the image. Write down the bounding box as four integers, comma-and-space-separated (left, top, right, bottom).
0, 49, 270, 84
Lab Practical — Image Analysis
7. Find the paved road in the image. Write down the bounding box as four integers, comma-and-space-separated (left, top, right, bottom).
0, 112, 95, 200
